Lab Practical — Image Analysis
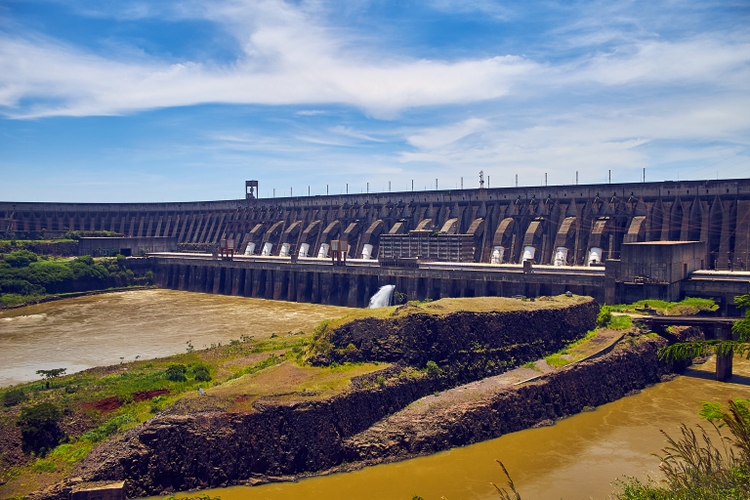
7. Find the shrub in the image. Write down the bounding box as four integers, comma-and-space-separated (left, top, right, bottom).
164, 364, 187, 382
3, 250, 38, 268
32, 459, 57, 473
82, 414, 134, 443
596, 306, 612, 328
17, 402, 65, 456
3, 388, 27, 407
193, 365, 212, 382
425, 360, 442, 377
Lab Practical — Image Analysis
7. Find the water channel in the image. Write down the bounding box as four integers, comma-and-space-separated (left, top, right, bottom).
0, 289, 351, 387
2, 290, 749, 499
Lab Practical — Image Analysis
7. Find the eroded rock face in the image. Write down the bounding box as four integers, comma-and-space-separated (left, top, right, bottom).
310, 299, 600, 379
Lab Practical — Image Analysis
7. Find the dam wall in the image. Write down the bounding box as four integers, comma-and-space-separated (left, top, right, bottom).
143, 256, 607, 305
4, 178, 750, 270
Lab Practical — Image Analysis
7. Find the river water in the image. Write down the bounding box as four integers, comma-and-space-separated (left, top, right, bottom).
2, 290, 749, 499
0, 289, 351, 387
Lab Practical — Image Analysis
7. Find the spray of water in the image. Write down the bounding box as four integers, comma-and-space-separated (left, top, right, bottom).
368, 285, 396, 308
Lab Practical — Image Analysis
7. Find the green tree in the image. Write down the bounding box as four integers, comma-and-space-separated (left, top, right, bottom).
658, 294, 750, 362
36, 368, 67, 380
165, 364, 187, 382
193, 364, 212, 382
4, 250, 38, 268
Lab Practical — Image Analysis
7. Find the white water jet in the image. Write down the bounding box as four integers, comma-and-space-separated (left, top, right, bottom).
298, 243, 310, 258
368, 284, 396, 308
279, 242, 290, 257
588, 247, 603, 266
317, 243, 330, 259
554, 247, 568, 266
522, 246, 536, 262
244, 242, 255, 256
362, 243, 373, 260
261, 242, 273, 256
490, 246, 504, 264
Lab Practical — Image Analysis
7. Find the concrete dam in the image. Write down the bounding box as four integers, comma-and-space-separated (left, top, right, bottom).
3, 178, 750, 310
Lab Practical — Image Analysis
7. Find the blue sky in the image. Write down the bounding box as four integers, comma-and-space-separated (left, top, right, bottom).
1, 0, 749, 202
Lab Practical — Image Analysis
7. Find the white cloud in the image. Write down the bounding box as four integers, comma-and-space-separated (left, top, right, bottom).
0, 0, 537, 118
397, 92, 750, 185
568, 36, 750, 87
407, 118, 489, 149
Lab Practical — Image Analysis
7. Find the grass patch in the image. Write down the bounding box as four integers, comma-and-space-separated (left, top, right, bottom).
608, 297, 718, 316
545, 330, 599, 367
608, 314, 632, 330
522, 361, 542, 372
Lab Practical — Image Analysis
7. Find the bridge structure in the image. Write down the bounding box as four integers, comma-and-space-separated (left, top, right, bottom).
3, 178, 750, 309
636, 315, 739, 381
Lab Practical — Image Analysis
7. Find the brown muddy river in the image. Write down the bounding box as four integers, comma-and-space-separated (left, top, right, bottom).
150, 358, 750, 500
0, 289, 351, 387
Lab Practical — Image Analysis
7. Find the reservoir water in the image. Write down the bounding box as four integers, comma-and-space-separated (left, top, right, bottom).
0, 289, 351, 387
2, 290, 749, 499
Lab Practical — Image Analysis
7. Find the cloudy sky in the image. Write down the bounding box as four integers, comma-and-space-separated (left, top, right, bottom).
1, 0, 749, 202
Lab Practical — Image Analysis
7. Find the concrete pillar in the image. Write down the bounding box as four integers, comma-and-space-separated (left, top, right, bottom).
265, 270, 275, 299
440, 279, 452, 299
312, 272, 321, 303
230, 268, 242, 295
177, 265, 187, 291
273, 271, 286, 300
347, 275, 359, 307
251, 270, 262, 297
244, 268, 254, 297
715, 323, 733, 381
211, 267, 221, 294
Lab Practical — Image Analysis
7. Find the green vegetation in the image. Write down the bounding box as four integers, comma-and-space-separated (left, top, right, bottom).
0, 324, 386, 497
596, 305, 633, 330
36, 368, 67, 380
17, 402, 65, 456
659, 294, 750, 363
0, 249, 152, 307
61, 230, 123, 240
193, 364, 212, 382
424, 360, 442, 377
608, 297, 718, 316
2, 388, 26, 407
165, 364, 188, 382
545, 330, 598, 367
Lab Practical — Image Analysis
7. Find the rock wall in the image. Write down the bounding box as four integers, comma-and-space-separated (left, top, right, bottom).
310, 298, 599, 384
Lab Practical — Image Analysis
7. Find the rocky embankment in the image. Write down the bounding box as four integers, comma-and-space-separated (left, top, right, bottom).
309, 296, 599, 384
44, 298, 686, 498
